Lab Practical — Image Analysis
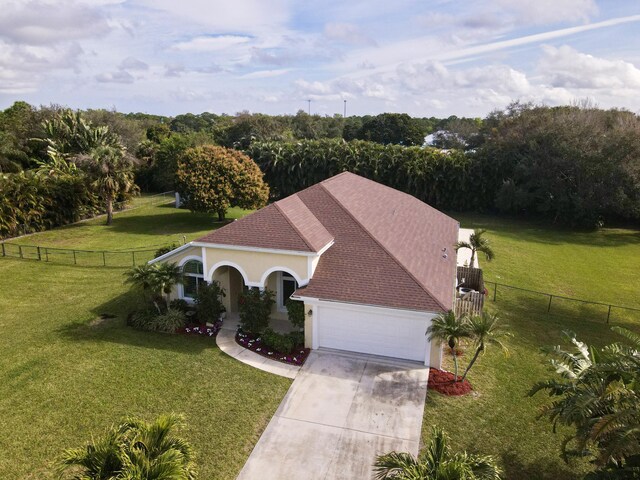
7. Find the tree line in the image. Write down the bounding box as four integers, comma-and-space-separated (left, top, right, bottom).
1, 100, 639, 232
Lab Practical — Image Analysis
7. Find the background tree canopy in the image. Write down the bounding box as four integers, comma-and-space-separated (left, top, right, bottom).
1, 100, 639, 232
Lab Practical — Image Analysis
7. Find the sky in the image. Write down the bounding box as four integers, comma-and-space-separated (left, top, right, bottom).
0, 0, 639, 117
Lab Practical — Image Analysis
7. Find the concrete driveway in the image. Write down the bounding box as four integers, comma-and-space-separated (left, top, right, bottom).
237, 350, 429, 480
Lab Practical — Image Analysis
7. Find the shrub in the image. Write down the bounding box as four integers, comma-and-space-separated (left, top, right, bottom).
151, 308, 186, 333
155, 243, 179, 258
194, 280, 226, 325
285, 298, 305, 331
287, 330, 305, 347
239, 288, 274, 334
169, 298, 190, 313
262, 327, 295, 354
127, 309, 155, 330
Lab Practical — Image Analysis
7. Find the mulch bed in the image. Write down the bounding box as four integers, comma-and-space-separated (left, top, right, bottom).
177, 320, 223, 338
428, 368, 473, 396
235, 330, 310, 366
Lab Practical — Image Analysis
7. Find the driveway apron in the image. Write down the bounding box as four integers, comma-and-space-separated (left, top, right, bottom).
237, 350, 429, 479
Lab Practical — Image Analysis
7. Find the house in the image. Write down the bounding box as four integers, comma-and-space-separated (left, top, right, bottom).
151, 172, 459, 367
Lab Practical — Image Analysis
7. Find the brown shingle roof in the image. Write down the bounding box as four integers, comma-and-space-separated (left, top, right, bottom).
274, 194, 334, 252
197, 172, 458, 312
318, 172, 459, 311
196, 198, 333, 253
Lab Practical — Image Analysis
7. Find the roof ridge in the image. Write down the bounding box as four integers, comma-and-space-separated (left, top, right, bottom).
273, 196, 315, 252
318, 183, 449, 312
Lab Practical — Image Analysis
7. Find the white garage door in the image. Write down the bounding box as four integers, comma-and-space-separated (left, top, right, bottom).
316, 303, 432, 363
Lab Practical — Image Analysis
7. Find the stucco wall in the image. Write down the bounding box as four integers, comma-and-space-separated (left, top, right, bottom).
204, 247, 309, 286
164, 246, 201, 267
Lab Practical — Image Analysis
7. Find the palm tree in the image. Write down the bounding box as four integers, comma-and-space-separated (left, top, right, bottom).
455, 229, 495, 267
59, 413, 196, 479
77, 145, 137, 225
529, 328, 640, 470
374, 426, 502, 480
125, 263, 184, 313
426, 311, 471, 382
461, 312, 511, 381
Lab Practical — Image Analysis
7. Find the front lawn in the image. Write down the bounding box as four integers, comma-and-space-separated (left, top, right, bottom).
0, 205, 289, 479
2, 203, 639, 479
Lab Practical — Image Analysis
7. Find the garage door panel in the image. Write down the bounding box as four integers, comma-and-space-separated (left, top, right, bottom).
316, 304, 431, 362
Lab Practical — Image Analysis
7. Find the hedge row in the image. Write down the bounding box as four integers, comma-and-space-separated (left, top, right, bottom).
246, 139, 484, 212
0, 172, 102, 239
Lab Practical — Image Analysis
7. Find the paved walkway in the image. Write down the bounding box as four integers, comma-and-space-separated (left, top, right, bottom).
216, 325, 300, 379
237, 350, 429, 480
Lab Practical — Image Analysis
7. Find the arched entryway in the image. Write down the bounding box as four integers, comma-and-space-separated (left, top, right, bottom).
209, 262, 249, 316
262, 268, 302, 331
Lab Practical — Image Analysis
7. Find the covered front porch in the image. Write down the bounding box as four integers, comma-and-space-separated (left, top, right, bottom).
211, 264, 300, 329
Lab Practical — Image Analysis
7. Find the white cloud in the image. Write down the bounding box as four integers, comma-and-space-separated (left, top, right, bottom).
119, 56, 148, 71
241, 69, 291, 79
0, 0, 111, 45
133, 0, 292, 35
171, 35, 251, 52
95, 70, 134, 83
538, 45, 640, 90
496, 0, 598, 25
324, 23, 375, 46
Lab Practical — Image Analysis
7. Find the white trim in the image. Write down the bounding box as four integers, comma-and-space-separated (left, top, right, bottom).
177, 255, 203, 267
201, 246, 208, 284
207, 261, 256, 287
291, 295, 442, 316
191, 240, 334, 258
177, 256, 204, 301
259, 265, 306, 288
148, 243, 193, 264
311, 304, 319, 349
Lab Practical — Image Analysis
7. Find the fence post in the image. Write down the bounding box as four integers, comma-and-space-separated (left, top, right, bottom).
73, 250, 77, 265
102, 251, 106, 267
132, 251, 136, 266
607, 305, 612, 324
493, 282, 497, 302
1, 243, 4, 257
37, 246, 41, 261
18, 245, 23, 259
547, 295, 553, 313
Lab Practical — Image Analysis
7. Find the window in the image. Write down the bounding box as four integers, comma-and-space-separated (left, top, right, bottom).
182, 260, 204, 299
278, 273, 298, 311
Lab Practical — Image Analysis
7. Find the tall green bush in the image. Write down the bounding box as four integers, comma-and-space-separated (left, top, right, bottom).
194, 281, 226, 325
285, 298, 305, 331
238, 288, 274, 334
0, 172, 102, 238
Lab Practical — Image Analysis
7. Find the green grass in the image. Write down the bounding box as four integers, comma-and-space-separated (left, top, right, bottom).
423, 213, 640, 479
9, 201, 250, 251
452, 212, 640, 310
0, 206, 289, 479
2, 204, 639, 479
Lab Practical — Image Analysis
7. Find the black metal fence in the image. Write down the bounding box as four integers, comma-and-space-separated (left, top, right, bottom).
485, 280, 640, 325
0, 242, 157, 268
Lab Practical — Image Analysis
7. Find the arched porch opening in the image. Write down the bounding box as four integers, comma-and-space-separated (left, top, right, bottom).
210, 263, 248, 319
262, 268, 301, 332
